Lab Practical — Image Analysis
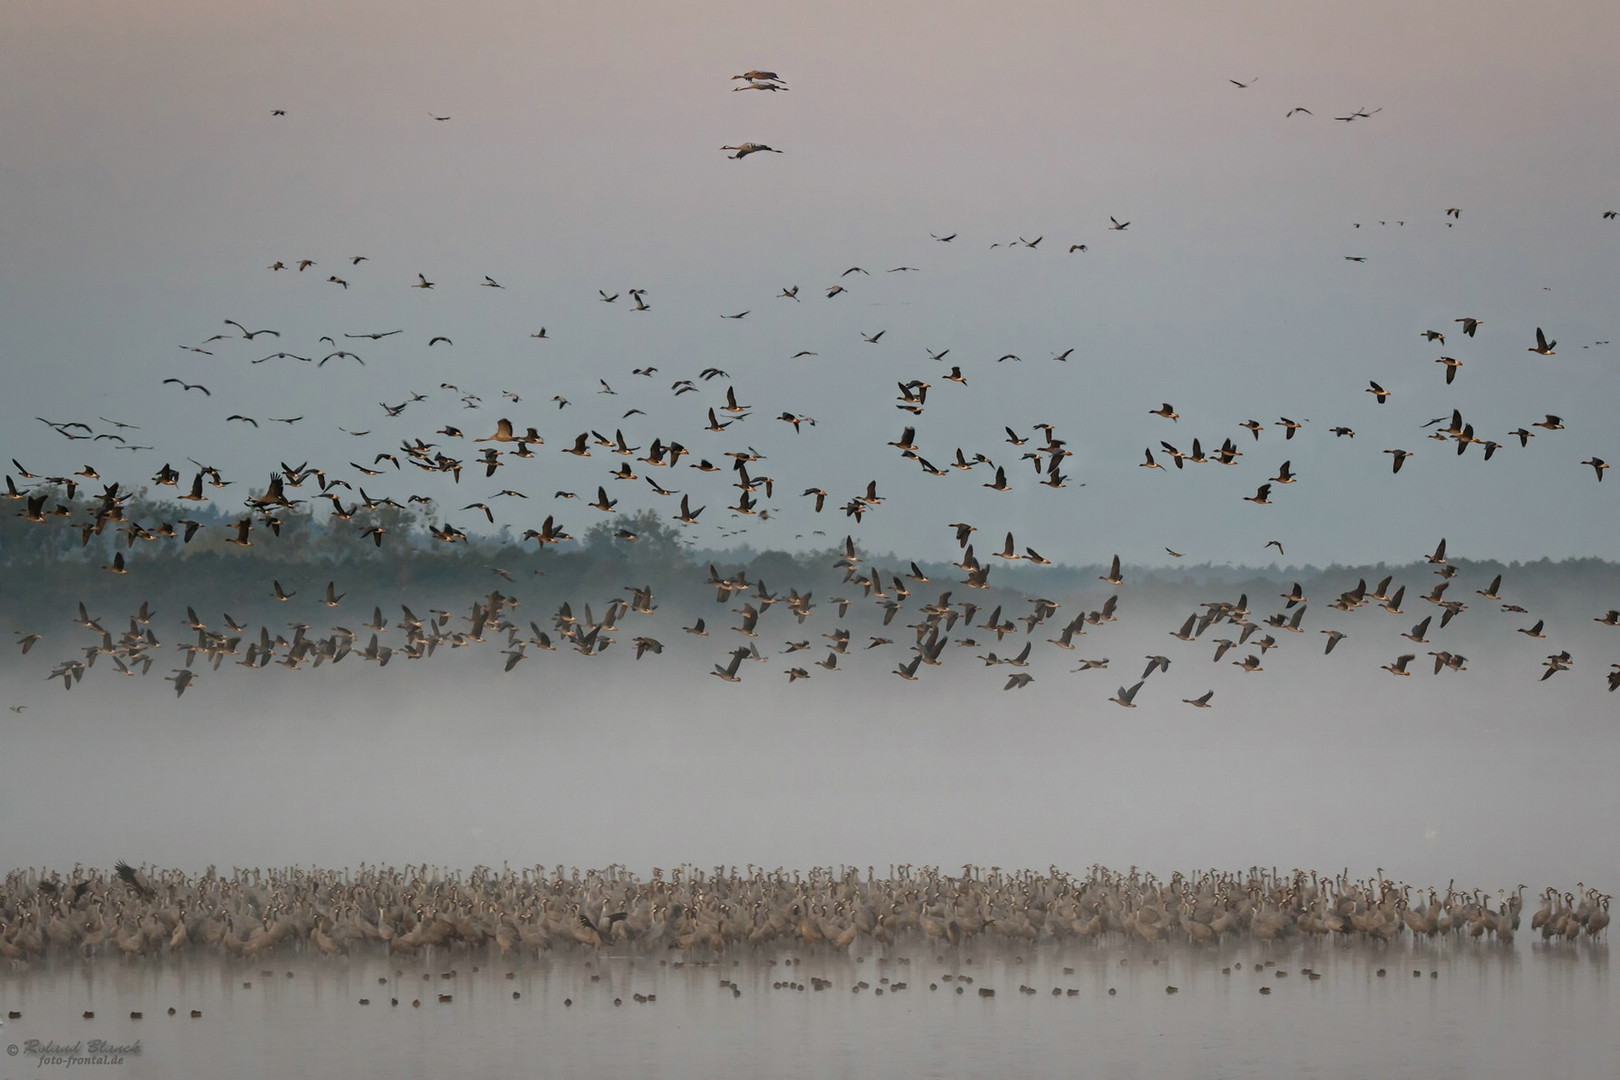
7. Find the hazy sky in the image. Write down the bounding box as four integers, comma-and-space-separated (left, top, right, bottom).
3, 1, 1619, 884
5, 0, 1620, 570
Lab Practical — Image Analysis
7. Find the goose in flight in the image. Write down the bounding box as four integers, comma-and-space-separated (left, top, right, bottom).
1367, 380, 1390, 403
1382, 654, 1416, 676
1109, 216, 1130, 230
711, 647, 750, 682
1110, 680, 1144, 707
1183, 691, 1214, 707
1580, 457, 1609, 481
1528, 327, 1556, 355
1099, 555, 1124, 586
673, 494, 704, 524
731, 70, 782, 82
477, 419, 517, 443
1384, 448, 1412, 473
722, 143, 782, 159
1455, 317, 1482, 337
412, 273, 435, 289
162, 379, 210, 395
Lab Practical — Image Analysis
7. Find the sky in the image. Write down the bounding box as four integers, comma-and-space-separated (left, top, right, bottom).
5, 0, 1620, 569
2, 0, 1619, 884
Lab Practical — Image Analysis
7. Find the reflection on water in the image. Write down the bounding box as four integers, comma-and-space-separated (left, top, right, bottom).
0, 940, 1608, 1080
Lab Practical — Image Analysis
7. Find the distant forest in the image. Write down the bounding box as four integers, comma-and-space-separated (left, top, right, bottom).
4, 483, 1617, 620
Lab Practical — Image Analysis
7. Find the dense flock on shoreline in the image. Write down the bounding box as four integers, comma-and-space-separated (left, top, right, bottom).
0, 863, 1606, 968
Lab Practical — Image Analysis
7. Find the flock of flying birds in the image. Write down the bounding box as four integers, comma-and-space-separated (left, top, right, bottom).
6, 70, 1620, 710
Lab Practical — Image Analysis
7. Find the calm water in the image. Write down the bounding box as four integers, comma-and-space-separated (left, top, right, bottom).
0, 939, 1609, 1079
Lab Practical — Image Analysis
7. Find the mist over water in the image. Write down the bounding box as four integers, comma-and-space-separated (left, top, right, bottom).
4, 568, 1615, 888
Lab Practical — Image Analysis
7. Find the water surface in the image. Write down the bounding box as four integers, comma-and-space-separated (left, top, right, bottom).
1, 939, 1608, 1079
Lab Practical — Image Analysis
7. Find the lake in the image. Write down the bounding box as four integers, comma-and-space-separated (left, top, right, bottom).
1, 937, 1608, 1079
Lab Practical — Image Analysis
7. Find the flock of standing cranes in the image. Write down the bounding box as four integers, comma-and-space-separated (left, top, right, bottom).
0, 863, 1606, 968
